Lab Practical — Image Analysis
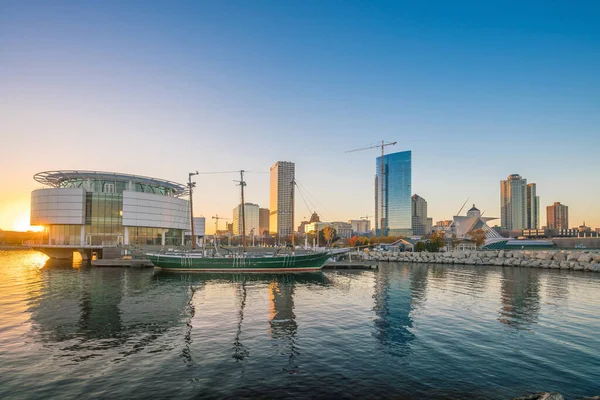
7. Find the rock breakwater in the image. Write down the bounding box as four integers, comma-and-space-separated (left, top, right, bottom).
362, 250, 600, 272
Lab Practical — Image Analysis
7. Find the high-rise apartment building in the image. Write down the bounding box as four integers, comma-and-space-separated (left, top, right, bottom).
411, 194, 429, 236
259, 208, 270, 236
269, 161, 295, 237
547, 202, 569, 230
232, 203, 260, 236
527, 183, 540, 229
500, 174, 539, 230
375, 151, 412, 237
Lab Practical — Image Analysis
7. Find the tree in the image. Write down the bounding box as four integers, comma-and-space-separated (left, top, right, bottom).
322, 226, 337, 247
415, 242, 427, 252
467, 229, 486, 247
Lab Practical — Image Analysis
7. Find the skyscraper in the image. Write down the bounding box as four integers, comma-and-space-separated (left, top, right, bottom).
269, 161, 295, 238
375, 151, 412, 237
232, 203, 260, 236
547, 202, 569, 230
527, 183, 540, 229
259, 207, 270, 236
411, 194, 429, 236
500, 174, 539, 230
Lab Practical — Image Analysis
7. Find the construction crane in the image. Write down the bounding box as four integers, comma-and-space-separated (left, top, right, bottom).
212, 214, 229, 235
346, 141, 397, 235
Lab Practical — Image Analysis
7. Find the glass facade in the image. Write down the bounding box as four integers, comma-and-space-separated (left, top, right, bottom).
33, 171, 188, 248
129, 227, 182, 246
85, 193, 124, 246
58, 178, 178, 196
376, 151, 412, 237
48, 225, 81, 246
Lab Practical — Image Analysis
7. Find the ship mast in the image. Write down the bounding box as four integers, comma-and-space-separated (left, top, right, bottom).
188, 171, 199, 249
291, 177, 295, 254
236, 170, 247, 253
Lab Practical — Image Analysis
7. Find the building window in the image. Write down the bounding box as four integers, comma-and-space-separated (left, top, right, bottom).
103, 183, 116, 193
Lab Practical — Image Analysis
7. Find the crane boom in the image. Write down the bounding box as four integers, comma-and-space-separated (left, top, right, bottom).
345, 140, 397, 237
345, 141, 397, 153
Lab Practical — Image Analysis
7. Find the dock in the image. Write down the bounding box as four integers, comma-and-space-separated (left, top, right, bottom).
91, 259, 154, 268
323, 261, 377, 270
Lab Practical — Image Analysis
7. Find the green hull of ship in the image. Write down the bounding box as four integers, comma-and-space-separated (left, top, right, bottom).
147, 251, 332, 272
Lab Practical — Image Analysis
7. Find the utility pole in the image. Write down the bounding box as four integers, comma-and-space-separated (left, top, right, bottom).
188, 171, 199, 249
346, 141, 396, 236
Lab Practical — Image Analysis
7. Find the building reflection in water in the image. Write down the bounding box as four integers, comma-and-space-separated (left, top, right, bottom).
28, 267, 192, 360
499, 268, 541, 329
543, 272, 570, 302
372, 265, 420, 357
269, 279, 299, 374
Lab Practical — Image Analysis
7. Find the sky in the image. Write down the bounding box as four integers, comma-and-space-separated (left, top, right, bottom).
1, 0, 599, 233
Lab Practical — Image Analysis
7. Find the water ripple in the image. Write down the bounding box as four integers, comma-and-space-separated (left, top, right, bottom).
1, 251, 599, 399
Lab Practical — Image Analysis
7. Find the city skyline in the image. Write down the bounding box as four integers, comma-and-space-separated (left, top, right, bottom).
1, 1, 599, 232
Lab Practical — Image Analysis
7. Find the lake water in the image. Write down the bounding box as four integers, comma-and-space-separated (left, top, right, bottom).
1, 250, 599, 399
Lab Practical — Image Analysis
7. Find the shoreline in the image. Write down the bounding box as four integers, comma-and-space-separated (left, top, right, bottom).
364, 249, 600, 272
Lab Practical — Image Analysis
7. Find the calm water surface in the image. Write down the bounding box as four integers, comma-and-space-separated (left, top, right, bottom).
1, 250, 599, 399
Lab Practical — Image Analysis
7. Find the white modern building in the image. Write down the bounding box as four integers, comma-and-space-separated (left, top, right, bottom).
232, 203, 260, 236
30, 170, 190, 259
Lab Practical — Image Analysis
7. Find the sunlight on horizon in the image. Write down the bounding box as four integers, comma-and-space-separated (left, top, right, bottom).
11, 211, 43, 232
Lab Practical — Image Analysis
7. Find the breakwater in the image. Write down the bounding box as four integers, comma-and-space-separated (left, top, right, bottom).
362, 249, 600, 272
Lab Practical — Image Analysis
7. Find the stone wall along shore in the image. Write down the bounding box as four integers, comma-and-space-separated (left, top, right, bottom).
362, 249, 600, 272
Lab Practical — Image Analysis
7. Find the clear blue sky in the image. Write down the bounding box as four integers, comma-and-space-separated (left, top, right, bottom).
1, 0, 599, 231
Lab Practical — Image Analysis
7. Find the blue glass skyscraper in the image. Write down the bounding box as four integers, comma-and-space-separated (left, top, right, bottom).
375, 150, 412, 237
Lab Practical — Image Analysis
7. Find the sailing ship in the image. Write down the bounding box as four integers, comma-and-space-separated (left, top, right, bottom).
147, 170, 338, 272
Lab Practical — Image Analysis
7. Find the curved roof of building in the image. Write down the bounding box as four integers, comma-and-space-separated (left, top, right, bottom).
468, 204, 480, 212
34, 170, 188, 195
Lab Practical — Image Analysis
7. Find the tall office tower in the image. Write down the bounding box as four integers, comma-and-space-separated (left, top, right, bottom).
375, 151, 412, 237
500, 174, 528, 230
547, 202, 569, 230
269, 161, 295, 238
411, 194, 428, 236
526, 183, 540, 229
232, 203, 260, 236
259, 208, 270, 236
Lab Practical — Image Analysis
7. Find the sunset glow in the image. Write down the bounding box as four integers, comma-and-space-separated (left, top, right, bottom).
11, 211, 43, 233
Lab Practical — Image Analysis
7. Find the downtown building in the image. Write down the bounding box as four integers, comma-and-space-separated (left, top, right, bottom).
232, 203, 260, 237
348, 219, 371, 236
411, 194, 432, 236
259, 207, 270, 236
375, 150, 412, 237
30, 170, 194, 259
500, 174, 539, 230
269, 161, 295, 238
547, 202, 569, 230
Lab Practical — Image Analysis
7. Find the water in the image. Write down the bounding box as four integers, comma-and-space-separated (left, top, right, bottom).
1, 250, 599, 399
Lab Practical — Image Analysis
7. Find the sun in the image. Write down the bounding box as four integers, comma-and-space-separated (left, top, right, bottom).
11, 211, 44, 232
